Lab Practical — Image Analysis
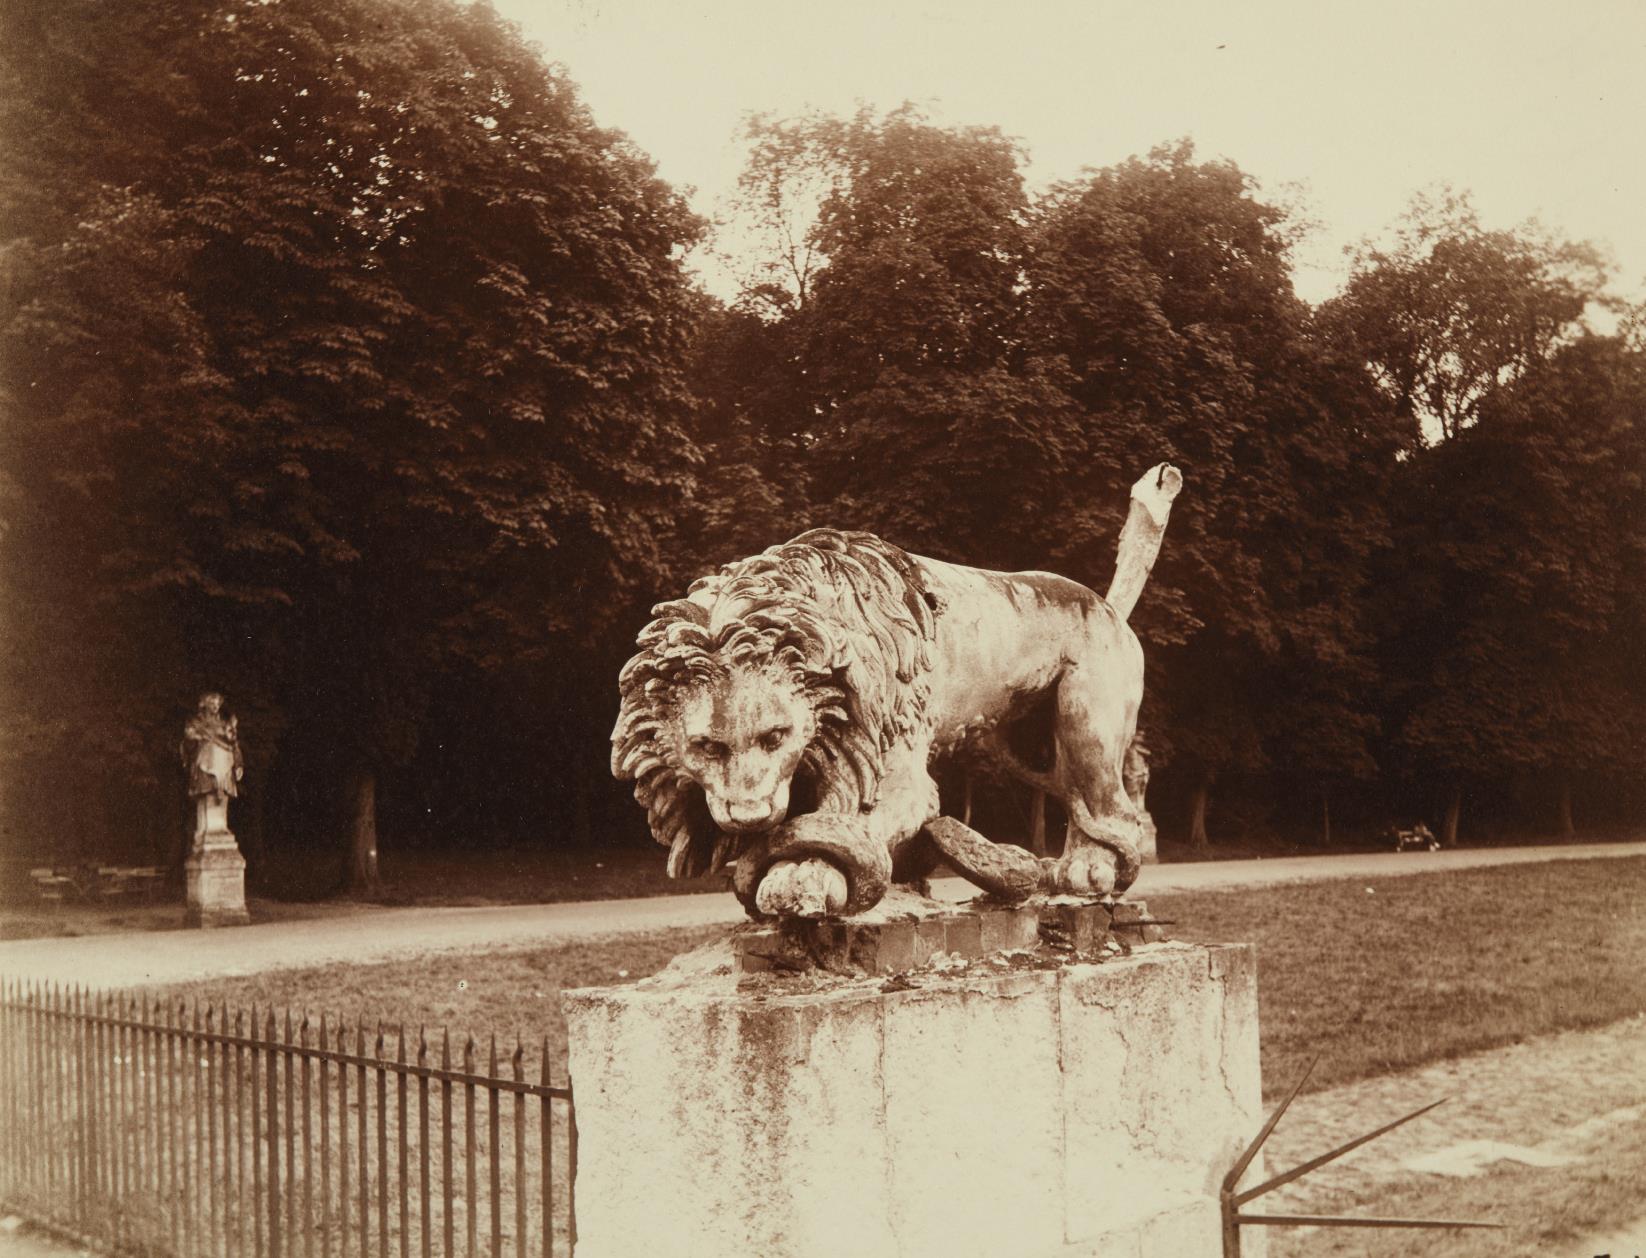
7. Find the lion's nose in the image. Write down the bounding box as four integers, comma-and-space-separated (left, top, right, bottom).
724, 800, 774, 828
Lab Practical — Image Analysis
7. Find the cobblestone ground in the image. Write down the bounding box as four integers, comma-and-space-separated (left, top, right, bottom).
1256, 1014, 1646, 1257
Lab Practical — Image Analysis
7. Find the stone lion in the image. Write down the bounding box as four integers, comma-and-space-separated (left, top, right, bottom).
613, 465, 1182, 919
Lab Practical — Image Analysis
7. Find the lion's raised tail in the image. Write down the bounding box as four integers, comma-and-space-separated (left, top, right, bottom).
1105, 464, 1183, 621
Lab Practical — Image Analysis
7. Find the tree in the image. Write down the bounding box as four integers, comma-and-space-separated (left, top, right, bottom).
1321, 188, 1608, 446
0, 0, 704, 882
705, 105, 1082, 568
1325, 199, 1623, 842
1025, 142, 1394, 847
1385, 335, 1646, 842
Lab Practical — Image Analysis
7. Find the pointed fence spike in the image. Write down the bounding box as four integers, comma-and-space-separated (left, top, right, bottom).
1234, 1212, 1503, 1231
1223, 1056, 1318, 1195
1235, 1098, 1452, 1206
318, 1013, 329, 1051
396, 1024, 406, 1063
441, 1028, 451, 1069
540, 1037, 551, 1086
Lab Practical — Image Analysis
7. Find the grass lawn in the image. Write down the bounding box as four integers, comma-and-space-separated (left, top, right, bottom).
1265, 1059, 1646, 1258
1150, 855, 1646, 1097
158, 856, 1646, 1104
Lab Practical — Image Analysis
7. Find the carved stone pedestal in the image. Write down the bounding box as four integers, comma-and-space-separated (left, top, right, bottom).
185, 831, 249, 928
564, 939, 1262, 1258
1139, 811, 1160, 863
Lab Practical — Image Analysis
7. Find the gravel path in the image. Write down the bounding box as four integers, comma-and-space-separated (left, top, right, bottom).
1, 841, 1641, 991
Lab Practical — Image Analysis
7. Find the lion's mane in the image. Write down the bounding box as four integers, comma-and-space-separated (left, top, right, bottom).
612, 529, 938, 878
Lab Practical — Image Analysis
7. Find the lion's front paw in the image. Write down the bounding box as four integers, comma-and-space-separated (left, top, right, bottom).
754, 858, 849, 919
1051, 845, 1119, 897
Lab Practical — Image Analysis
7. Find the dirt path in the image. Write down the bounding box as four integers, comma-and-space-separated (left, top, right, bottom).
1255, 1014, 1646, 1256
1, 841, 1641, 991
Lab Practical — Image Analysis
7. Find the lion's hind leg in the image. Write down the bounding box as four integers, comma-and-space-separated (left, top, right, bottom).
1048, 658, 1144, 897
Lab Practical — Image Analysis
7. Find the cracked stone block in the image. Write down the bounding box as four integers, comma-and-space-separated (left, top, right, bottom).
847, 920, 917, 974
1040, 902, 1113, 953
912, 917, 949, 967
978, 906, 1040, 953
943, 913, 983, 959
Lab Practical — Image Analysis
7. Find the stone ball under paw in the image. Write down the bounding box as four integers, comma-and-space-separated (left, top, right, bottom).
754, 857, 849, 919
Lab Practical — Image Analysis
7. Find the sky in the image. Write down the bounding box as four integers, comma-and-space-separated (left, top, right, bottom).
498, 0, 1646, 306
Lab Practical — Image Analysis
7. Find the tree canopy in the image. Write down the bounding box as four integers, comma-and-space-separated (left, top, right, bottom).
1, 0, 704, 879
3, 49, 1641, 878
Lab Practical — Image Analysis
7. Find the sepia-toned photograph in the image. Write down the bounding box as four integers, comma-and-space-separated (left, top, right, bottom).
1, 1, 1643, 1255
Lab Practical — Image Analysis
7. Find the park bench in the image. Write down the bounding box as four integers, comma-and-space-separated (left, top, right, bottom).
28, 864, 166, 903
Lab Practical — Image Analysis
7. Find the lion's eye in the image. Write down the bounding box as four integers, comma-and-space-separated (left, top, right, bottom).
759, 727, 790, 753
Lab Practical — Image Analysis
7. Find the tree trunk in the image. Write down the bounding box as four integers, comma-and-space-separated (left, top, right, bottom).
1441, 784, 1462, 848
1188, 776, 1211, 852
346, 767, 380, 895
1556, 774, 1575, 838
1028, 789, 1048, 857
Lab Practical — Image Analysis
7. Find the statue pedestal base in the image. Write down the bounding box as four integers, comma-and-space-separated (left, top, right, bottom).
185, 831, 249, 928
1139, 812, 1160, 863
564, 940, 1262, 1258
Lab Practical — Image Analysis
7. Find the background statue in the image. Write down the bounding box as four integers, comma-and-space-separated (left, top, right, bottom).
613, 465, 1182, 919
181, 691, 244, 850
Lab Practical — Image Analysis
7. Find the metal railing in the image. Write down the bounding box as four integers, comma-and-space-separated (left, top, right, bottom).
0, 979, 576, 1257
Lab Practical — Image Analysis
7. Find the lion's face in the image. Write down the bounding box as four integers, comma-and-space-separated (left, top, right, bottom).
670, 662, 818, 834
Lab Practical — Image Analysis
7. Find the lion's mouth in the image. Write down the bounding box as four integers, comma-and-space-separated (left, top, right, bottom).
674, 769, 824, 878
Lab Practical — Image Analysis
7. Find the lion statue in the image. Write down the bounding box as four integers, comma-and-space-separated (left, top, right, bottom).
613, 465, 1183, 919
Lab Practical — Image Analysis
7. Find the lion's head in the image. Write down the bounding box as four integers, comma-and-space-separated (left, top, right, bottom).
612, 529, 936, 878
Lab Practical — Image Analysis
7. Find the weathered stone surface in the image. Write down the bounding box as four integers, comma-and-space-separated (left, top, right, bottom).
978, 904, 1040, 953
185, 833, 249, 928
1059, 946, 1261, 1253
732, 897, 1063, 976
1039, 900, 1114, 954
564, 941, 1261, 1258
612, 467, 1184, 922
922, 815, 1042, 899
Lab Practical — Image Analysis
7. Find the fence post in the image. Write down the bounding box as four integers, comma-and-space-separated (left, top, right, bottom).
376, 1023, 387, 1258
418, 1028, 431, 1258
286, 1010, 296, 1257
301, 1015, 313, 1258
397, 1025, 408, 1258
268, 1009, 282, 1258
488, 1036, 501, 1257
464, 1036, 476, 1258
513, 1040, 526, 1258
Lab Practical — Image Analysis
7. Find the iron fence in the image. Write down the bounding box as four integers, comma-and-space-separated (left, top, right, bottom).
0, 979, 576, 1257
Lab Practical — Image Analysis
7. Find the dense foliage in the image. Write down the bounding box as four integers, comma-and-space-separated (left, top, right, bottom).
3, 8, 1641, 887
